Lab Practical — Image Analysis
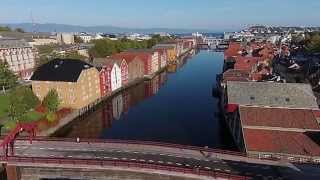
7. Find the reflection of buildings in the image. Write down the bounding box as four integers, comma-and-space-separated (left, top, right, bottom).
64, 108, 109, 139
102, 102, 113, 129
57, 67, 171, 138
127, 83, 145, 108
166, 55, 190, 73
159, 71, 167, 87
152, 76, 160, 94
112, 94, 123, 120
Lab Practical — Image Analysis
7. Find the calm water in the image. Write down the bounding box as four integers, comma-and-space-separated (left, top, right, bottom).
55, 50, 236, 150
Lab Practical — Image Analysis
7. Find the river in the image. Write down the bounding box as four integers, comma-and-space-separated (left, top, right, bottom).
54, 50, 237, 150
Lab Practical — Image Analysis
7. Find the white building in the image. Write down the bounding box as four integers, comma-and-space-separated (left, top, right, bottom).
94, 33, 105, 40
57, 33, 75, 44
150, 51, 159, 74
78, 33, 93, 43
192, 32, 203, 38
159, 51, 167, 69
224, 32, 234, 40
0, 38, 36, 80
268, 35, 281, 44
110, 62, 122, 91
29, 38, 58, 46
204, 37, 224, 47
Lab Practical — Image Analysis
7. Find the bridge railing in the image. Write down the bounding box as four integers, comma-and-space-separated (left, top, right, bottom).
10, 136, 246, 157
0, 156, 250, 180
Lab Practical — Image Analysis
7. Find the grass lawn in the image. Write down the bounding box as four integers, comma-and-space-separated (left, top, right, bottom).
0, 94, 10, 119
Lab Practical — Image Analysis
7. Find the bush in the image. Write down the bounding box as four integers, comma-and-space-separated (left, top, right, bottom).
46, 112, 57, 123
22, 88, 40, 110
42, 89, 60, 112
21, 111, 44, 122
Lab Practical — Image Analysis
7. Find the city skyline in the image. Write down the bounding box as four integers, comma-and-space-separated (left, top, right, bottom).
1, 0, 320, 31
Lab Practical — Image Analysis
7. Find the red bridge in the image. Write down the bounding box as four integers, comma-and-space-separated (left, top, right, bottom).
0, 123, 315, 179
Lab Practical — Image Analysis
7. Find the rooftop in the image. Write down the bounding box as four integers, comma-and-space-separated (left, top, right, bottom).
31, 59, 93, 82
222, 69, 250, 82
224, 42, 242, 59
243, 128, 320, 157
233, 56, 259, 72
227, 81, 318, 109
239, 106, 320, 130
0, 38, 31, 48
111, 53, 139, 63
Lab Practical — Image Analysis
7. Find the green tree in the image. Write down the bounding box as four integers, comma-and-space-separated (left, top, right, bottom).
7, 88, 28, 121
42, 89, 60, 112
0, 62, 18, 91
22, 87, 40, 110
305, 33, 320, 53
6, 87, 40, 122
89, 39, 117, 57
89, 36, 171, 58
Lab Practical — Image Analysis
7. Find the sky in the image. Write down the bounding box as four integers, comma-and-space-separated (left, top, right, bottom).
1, 0, 320, 31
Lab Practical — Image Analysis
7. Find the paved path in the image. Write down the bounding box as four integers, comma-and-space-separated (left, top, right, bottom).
0, 139, 309, 179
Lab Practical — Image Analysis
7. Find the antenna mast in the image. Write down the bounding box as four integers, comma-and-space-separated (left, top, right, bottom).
30, 10, 36, 34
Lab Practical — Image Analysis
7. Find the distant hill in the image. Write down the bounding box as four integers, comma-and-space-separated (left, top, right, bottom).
1, 23, 221, 34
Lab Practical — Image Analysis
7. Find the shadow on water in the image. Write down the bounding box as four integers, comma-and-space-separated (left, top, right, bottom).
53, 50, 237, 151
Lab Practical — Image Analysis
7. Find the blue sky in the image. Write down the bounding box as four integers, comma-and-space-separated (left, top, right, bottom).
1, 0, 320, 30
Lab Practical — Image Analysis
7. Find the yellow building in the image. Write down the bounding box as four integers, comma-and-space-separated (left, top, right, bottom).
31, 59, 101, 109
166, 47, 177, 62
153, 45, 177, 63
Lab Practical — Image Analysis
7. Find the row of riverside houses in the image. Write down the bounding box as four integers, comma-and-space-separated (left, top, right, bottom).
30, 38, 196, 109
218, 41, 320, 163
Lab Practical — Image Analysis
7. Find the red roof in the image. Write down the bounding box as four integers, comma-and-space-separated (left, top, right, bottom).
224, 42, 241, 60
111, 53, 137, 63
117, 51, 151, 63
243, 129, 320, 156
240, 107, 320, 130
223, 69, 250, 82
234, 56, 259, 72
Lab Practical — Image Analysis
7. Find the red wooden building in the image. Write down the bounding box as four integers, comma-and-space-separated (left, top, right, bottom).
117, 59, 129, 86
118, 51, 155, 76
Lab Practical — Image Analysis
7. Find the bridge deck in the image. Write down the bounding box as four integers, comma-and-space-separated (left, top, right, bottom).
0, 138, 306, 179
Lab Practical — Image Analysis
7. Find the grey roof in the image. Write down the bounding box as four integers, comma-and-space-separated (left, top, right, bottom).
227, 81, 319, 109
91, 58, 107, 67
0, 32, 53, 42
0, 38, 31, 48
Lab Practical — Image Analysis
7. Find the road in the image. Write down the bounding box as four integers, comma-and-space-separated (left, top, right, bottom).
0, 139, 319, 179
